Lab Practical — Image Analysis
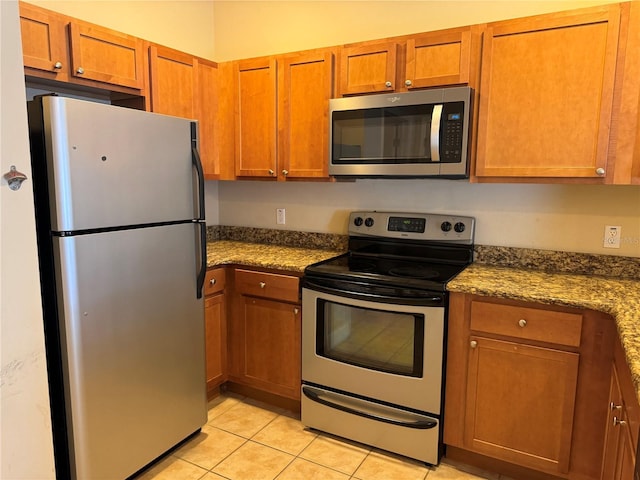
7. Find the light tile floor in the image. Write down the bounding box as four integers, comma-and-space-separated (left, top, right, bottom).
134, 393, 510, 480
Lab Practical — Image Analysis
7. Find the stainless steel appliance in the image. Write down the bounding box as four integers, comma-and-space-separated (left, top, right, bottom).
329, 87, 472, 178
301, 211, 475, 465
27, 95, 208, 480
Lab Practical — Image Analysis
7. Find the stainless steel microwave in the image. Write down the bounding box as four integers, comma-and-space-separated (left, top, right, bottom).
329, 86, 472, 178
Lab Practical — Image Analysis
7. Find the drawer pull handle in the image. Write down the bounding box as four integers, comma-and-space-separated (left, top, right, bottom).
259, 281, 266, 288
209, 278, 216, 285
613, 416, 626, 427
610, 402, 623, 411
518, 319, 527, 328
470, 340, 477, 349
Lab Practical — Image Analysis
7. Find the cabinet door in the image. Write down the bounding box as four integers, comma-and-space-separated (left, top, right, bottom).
339, 42, 398, 95
278, 50, 333, 180
475, 5, 620, 180
241, 296, 301, 400
68, 21, 144, 89
406, 29, 471, 89
196, 58, 220, 179
234, 58, 277, 178
465, 336, 579, 474
149, 45, 197, 119
204, 293, 226, 393
19, 2, 68, 80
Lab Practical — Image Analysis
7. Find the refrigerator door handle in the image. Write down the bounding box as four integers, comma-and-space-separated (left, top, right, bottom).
196, 221, 206, 299
191, 144, 205, 222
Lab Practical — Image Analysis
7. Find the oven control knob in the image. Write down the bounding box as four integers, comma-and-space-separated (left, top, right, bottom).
454, 222, 466, 233
441, 221, 452, 232
353, 216, 364, 227
364, 217, 375, 227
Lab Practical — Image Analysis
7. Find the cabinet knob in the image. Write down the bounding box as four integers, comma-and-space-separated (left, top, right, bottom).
282, 169, 289, 176
613, 416, 627, 427
610, 402, 623, 411
518, 319, 527, 328
209, 278, 216, 285
385, 81, 392, 88
259, 281, 266, 289
76, 67, 85, 75
268, 169, 274, 176
470, 340, 478, 349
53, 61, 63, 70
294, 308, 299, 315
596, 167, 606, 176
405, 79, 413, 87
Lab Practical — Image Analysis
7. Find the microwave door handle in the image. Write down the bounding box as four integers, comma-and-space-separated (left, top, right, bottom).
430, 104, 443, 162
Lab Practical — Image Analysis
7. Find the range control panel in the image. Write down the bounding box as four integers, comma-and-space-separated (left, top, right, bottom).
349, 211, 475, 244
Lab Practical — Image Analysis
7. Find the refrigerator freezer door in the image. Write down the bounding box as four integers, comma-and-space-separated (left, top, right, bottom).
53, 223, 206, 479
42, 96, 197, 232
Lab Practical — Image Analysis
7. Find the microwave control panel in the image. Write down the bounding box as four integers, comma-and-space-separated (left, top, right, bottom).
441, 102, 465, 163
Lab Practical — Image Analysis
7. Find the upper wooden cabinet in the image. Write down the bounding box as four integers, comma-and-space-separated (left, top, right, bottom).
233, 49, 334, 181
338, 26, 479, 96
20, 2, 144, 93
148, 45, 225, 179
474, 4, 621, 181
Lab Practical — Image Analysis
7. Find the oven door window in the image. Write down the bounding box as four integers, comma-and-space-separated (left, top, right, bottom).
316, 299, 424, 377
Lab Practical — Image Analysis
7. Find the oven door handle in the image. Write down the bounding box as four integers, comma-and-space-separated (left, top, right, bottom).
302, 280, 444, 305
302, 386, 438, 430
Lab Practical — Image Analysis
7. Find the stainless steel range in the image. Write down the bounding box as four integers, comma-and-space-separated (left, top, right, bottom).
301, 211, 475, 465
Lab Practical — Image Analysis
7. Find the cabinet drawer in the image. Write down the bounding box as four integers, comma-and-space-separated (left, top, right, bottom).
235, 269, 299, 303
470, 300, 583, 347
204, 268, 226, 296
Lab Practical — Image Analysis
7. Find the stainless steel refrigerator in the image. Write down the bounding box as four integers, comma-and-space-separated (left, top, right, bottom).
27, 95, 208, 480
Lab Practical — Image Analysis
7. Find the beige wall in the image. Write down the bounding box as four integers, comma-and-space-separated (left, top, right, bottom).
212, 0, 620, 61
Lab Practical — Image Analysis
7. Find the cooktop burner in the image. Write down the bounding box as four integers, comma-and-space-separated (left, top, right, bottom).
304, 211, 475, 294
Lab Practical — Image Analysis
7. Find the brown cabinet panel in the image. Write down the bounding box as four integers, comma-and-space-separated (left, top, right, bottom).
19, 2, 68, 80
149, 45, 196, 119
406, 29, 471, 89
68, 22, 144, 89
241, 296, 301, 400
339, 42, 398, 95
465, 336, 579, 473
470, 299, 583, 347
234, 58, 277, 178
475, 5, 621, 180
278, 51, 333, 180
234, 269, 299, 303
205, 293, 226, 393
197, 58, 220, 179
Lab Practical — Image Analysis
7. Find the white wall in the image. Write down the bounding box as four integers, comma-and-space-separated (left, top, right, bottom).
1, 1, 56, 478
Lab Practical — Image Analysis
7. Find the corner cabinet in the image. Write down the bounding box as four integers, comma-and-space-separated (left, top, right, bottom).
445, 293, 616, 480
474, 4, 621, 181
601, 335, 640, 480
232, 49, 334, 181
20, 2, 145, 94
227, 269, 302, 402
204, 268, 227, 397
338, 26, 480, 96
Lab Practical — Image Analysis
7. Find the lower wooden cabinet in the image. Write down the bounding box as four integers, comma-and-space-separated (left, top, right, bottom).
601, 335, 640, 480
445, 293, 616, 480
227, 268, 302, 402
204, 268, 227, 396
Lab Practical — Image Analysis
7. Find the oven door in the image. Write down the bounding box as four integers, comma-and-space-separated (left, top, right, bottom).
301, 286, 445, 415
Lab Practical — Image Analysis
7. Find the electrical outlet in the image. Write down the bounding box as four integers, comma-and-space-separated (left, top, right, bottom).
603, 225, 621, 248
276, 208, 286, 225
